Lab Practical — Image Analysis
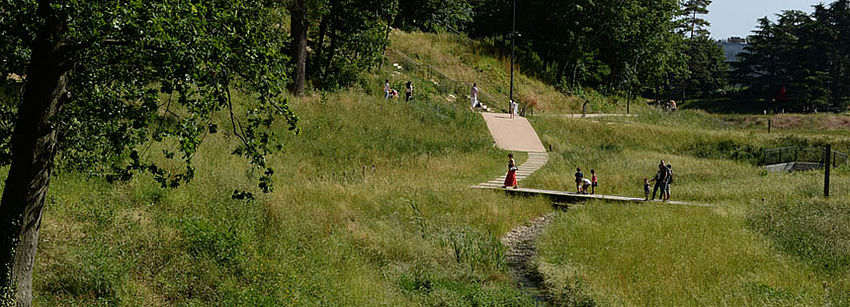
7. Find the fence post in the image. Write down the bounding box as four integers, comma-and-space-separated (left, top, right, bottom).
825, 144, 831, 197
768, 119, 772, 133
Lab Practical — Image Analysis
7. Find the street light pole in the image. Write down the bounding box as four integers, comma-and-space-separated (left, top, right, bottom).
509, 0, 516, 105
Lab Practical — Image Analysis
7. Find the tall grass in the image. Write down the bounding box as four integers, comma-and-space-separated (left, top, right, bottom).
528, 111, 850, 305
23, 82, 555, 305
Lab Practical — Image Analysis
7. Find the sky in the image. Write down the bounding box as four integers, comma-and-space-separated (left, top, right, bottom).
706, 0, 827, 39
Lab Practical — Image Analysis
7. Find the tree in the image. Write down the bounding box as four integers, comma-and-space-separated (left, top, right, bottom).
734, 11, 825, 111
308, 0, 396, 89
0, 1, 296, 305
677, 0, 712, 38
469, 0, 687, 94
682, 36, 729, 97
395, 0, 472, 32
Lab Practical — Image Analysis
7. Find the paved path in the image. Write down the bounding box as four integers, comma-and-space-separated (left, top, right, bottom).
474, 113, 548, 188
480, 112, 546, 153
539, 113, 637, 119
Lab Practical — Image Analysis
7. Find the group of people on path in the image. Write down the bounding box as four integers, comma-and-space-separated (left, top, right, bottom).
501, 156, 676, 202
645, 160, 674, 201
574, 168, 598, 194
384, 79, 415, 102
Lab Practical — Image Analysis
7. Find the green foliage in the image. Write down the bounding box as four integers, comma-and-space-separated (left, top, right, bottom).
306, 0, 395, 90
675, 0, 712, 38
0, 0, 297, 194
680, 36, 730, 97
470, 0, 687, 96
734, 0, 850, 112
395, 0, 473, 32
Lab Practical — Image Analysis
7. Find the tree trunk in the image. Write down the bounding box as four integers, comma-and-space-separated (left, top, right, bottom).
323, 0, 340, 77
289, 0, 308, 96
313, 15, 329, 72
0, 1, 69, 305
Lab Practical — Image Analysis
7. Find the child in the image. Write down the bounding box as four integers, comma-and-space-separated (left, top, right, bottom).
581, 178, 592, 195
574, 168, 584, 193
643, 178, 650, 201
590, 169, 598, 194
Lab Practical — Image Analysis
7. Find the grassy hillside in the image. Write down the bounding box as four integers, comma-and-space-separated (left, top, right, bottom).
387, 30, 636, 115
10, 28, 850, 306
26, 81, 557, 304
526, 109, 850, 305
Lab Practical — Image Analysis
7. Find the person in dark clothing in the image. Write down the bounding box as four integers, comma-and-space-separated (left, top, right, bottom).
575, 168, 584, 193
405, 81, 414, 102
649, 164, 669, 201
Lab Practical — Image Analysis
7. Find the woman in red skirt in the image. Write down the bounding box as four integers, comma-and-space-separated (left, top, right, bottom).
504, 153, 518, 189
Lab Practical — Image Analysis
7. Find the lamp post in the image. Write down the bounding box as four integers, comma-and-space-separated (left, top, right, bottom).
509, 0, 516, 105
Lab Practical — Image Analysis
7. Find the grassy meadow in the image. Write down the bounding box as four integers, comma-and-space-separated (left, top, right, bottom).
526, 108, 850, 305
6, 28, 849, 306
22, 83, 558, 305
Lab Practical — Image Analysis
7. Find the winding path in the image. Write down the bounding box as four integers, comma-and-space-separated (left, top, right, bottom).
474, 112, 549, 189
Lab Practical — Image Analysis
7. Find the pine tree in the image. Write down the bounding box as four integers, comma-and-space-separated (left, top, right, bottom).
677, 0, 712, 38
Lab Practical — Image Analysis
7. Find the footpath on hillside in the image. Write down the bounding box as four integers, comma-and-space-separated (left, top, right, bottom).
473, 112, 709, 207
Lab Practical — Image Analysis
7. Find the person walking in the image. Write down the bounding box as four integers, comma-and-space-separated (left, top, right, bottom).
384, 79, 391, 100
503, 153, 518, 189
405, 81, 414, 102
649, 164, 669, 201
574, 167, 584, 193
590, 169, 598, 194
470, 83, 479, 111
509, 99, 517, 119
643, 178, 651, 201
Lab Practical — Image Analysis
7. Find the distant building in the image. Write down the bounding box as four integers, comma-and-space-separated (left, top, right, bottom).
719, 37, 748, 63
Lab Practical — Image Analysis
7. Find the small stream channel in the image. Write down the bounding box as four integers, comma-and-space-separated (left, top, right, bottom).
501, 213, 556, 304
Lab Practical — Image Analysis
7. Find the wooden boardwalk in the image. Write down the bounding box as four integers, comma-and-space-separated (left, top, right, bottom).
472, 185, 714, 208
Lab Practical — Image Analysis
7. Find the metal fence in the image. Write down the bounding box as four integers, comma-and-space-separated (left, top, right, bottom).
759, 146, 849, 167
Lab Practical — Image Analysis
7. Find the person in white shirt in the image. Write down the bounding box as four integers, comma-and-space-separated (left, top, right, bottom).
384, 79, 390, 100
470, 83, 479, 110
509, 99, 518, 119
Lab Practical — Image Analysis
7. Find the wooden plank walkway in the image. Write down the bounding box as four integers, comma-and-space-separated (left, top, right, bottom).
472, 185, 714, 208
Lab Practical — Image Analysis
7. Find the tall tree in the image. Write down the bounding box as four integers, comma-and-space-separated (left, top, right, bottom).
0, 1, 296, 305
677, 0, 712, 38
290, 0, 308, 96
